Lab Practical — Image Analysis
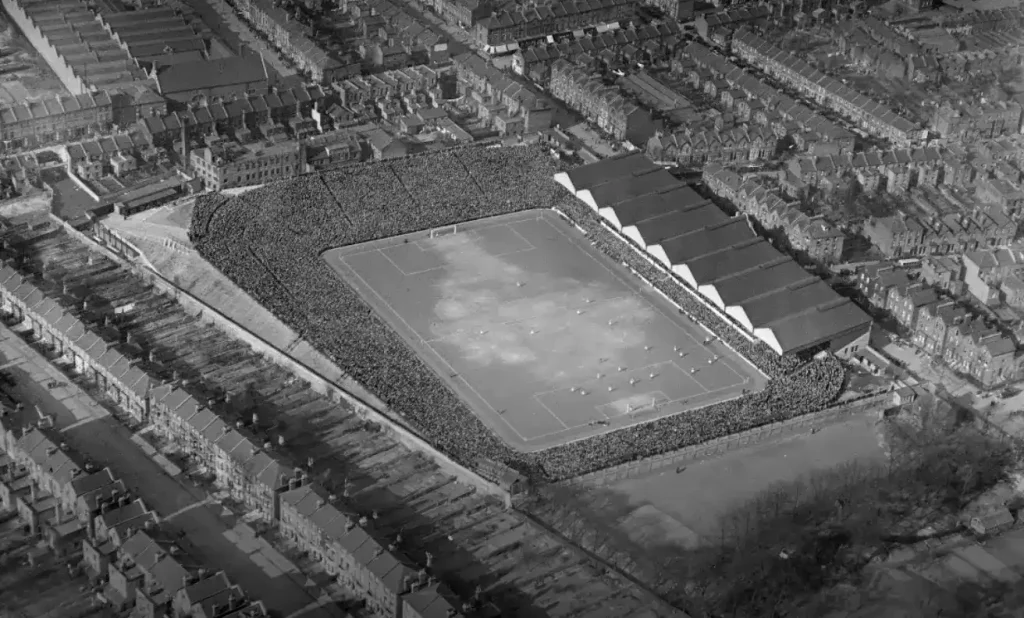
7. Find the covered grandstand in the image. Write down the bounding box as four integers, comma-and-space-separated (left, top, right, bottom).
555, 153, 872, 356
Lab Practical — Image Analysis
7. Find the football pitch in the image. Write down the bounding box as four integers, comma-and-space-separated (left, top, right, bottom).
322, 210, 769, 452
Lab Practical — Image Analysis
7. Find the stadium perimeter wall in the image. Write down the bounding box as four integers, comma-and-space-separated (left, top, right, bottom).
565, 391, 893, 486
51, 215, 515, 506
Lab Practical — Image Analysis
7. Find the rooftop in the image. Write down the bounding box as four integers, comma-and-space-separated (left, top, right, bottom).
155, 56, 268, 96
563, 155, 872, 354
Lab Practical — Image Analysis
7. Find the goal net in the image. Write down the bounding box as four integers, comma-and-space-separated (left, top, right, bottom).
429, 224, 459, 239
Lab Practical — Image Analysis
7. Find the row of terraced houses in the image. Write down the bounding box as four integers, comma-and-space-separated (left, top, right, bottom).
703, 164, 847, 264
0, 263, 471, 618
730, 28, 925, 146
472, 0, 636, 51
0, 417, 271, 617
857, 265, 1023, 388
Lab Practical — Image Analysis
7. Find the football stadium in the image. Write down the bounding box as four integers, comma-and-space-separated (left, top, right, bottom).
190, 146, 868, 480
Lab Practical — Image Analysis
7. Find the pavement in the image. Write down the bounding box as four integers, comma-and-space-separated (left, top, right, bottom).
0, 324, 345, 618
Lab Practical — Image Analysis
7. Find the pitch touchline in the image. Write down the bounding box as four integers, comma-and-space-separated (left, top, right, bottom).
544, 216, 757, 386
532, 394, 571, 430
329, 215, 544, 261
525, 382, 752, 442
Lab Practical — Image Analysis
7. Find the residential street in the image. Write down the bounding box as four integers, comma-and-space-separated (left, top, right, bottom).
0, 325, 345, 618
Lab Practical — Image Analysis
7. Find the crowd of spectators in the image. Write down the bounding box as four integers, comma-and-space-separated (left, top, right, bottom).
190, 145, 846, 481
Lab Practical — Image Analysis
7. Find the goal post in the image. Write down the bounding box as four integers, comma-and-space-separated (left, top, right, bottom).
429, 224, 458, 239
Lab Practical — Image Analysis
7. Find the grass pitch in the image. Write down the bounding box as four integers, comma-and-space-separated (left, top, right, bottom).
323, 210, 767, 452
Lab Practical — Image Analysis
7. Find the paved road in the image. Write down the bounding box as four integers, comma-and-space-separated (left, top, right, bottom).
0, 326, 344, 618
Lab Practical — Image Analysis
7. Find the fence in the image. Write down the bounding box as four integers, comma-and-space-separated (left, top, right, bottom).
565, 391, 892, 486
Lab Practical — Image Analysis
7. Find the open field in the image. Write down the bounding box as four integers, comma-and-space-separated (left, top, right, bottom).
324, 211, 763, 452
3, 212, 668, 618
604, 409, 886, 543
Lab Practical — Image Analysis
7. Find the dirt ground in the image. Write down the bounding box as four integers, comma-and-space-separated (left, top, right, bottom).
603, 409, 887, 544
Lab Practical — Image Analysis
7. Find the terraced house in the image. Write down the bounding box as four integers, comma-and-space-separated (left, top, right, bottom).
731, 28, 923, 146
702, 165, 846, 263
472, 0, 637, 53
0, 263, 475, 616
887, 281, 940, 330
678, 42, 854, 154
854, 269, 1021, 388
646, 125, 776, 166
0, 422, 82, 535
136, 84, 328, 148
279, 481, 467, 618
549, 59, 654, 144
856, 264, 912, 310
0, 91, 113, 149
0, 266, 153, 422
511, 23, 682, 81
912, 300, 968, 356
146, 383, 294, 522
943, 317, 1021, 388
932, 100, 1023, 142
963, 247, 1024, 305
862, 200, 1017, 259
453, 53, 553, 135
335, 66, 440, 108
235, 0, 349, 82
0, 413, 142, 560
